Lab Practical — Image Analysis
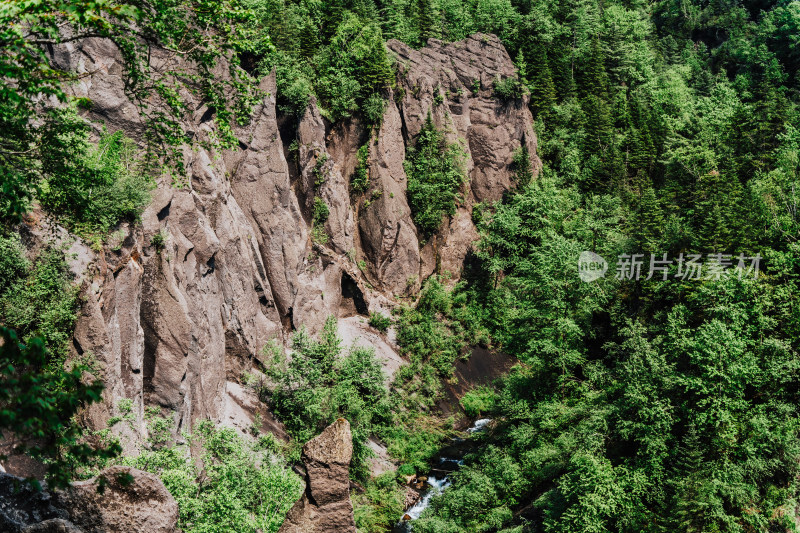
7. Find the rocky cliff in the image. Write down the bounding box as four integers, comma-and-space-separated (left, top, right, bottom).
13, 33, 538, 459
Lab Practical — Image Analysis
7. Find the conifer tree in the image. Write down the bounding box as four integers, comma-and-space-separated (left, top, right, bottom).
581, 35, 610, 99
299, 18, 320, 60
670, 425, 707, 533
514, 49, 529, 85
418, 0, 436, 45
530, 49, 557, 118
630, 185, 664, 252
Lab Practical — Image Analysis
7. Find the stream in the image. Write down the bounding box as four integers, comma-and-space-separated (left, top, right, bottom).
393, 418, 492, 531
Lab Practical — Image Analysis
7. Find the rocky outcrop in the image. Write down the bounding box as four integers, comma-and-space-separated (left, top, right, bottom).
55, 466, 178, 533
384, 33, 541, 282
0, 467, 178, 533
3, 31, 540, 462
279, 419, 357, 533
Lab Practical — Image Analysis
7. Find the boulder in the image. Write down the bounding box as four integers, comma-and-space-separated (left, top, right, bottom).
0, 467, 178, 533
55, 466, 178, 533
279, 419, 357, 533
0, 474, 69, 533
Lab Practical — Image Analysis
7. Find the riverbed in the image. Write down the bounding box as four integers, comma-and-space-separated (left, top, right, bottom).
393, 418, 492, 531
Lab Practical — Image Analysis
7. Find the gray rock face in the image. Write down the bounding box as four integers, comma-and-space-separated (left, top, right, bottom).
279, 419, 357, 533
0, 467, 178, 533
0, 29, 543, 532
385, 33, 542, 281
11, 33, 538, 465
0, 475, 69, 533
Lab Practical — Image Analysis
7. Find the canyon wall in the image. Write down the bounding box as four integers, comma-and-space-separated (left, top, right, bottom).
26, 33, 539, 452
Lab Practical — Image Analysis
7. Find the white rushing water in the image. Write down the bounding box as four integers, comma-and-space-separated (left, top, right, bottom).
404, 475, 452, 520
467, 418, 492, 433
395, 418, 491, 530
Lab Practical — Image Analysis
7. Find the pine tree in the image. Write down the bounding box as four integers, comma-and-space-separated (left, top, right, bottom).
514, 49, 529, 85
581, 35, 610, 99
298, 18, 319, 60
512, 140, 534, 188
530, 49, 557, 118
629, 127, 656, 176
693, 170, 743, 251
670, 425, 707, 533
417, 0, 436, 45
631, 185, 664, 252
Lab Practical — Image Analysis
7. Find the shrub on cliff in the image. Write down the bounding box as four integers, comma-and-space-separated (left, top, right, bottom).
264, 317, 392, 480
38, 113, 153, 239
405, 115, 467, 237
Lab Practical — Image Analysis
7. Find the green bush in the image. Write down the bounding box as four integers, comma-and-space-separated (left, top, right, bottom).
351, 144, 370, 194
460, 386, 497, 417
312, 196, 330, 225
150, 229, 166, 252
511, 145, 533, 188
311, 225, 330, 245
264, 318, 391, 480
315, 14, 394, 122
268, 54, 315, 116
124, 420, 302, 533
363, 92, 387, 126
0, 234, 28, 293
258, 11, 393, 123
353, 473, 406, 531
0, 245, 78, 363
405, 115, 466, 237
38, 113, 153, 237
368, 312, 392, 332
492, 75, 527, 101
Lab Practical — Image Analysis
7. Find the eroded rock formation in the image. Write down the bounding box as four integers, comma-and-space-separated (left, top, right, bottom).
6, 32, 539, 467
279, 419, 357, 533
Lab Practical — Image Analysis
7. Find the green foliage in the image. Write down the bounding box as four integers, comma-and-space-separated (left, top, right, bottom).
150, 229, 167, 253
38, 116, 153, 237
264, 318, 391, 480
351, 144, 371, 194
313, 153, 329, 189
405, 115, 467, 237
145, 406, 174, 449
124, 420, 302, 533
368, 312, 392, 332
0, 327, 119, 489
311, 225, 330, 245
363, 92, 387, 127
0, 233, 28, 293
353, 472, 406, 531
379, 414, 452, 474
0, 0, 258, 220
251, 6, 393, 122
460, 386, 497, 417
312, 197, 330, 225
0, 243, 79, 364
493, 75, 527, 101
511, 144, 533, 188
